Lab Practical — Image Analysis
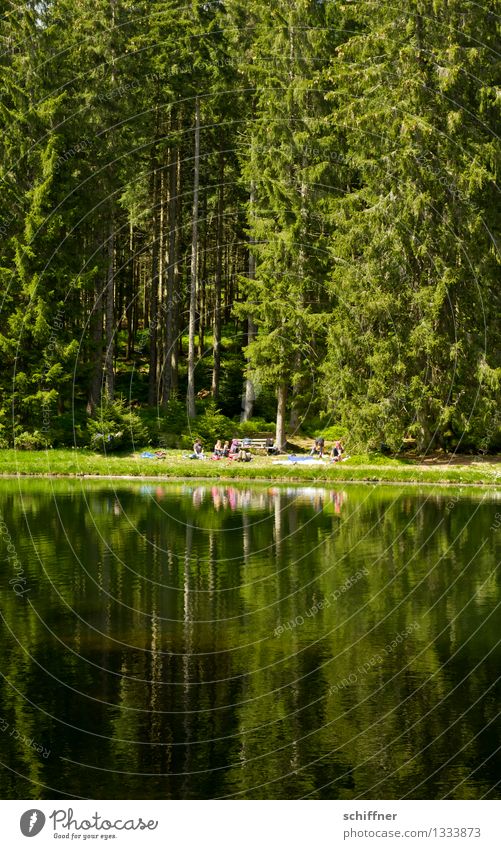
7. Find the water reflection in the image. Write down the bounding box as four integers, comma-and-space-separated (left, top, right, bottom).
0, 480, 500, 800
181, 484, 347, 513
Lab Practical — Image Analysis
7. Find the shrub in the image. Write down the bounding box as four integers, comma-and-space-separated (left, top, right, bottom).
318, 424, 350, 442
87, 397, 149, 452
193, 402, 234, 446
154, 400, 189, 449
14, 430, 51, 450
235, 417, 275, 436
0, 414, 11, 448
50, 411, 87, 447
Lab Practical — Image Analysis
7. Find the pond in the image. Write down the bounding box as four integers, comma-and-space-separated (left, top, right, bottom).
0, 479, 500, 799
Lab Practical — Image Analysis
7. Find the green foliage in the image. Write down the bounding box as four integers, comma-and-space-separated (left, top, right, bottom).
320, 0, 500, 451
234, 417, 275, 437
50, 411, 88, 448
87, 398, 149, 453
191, 402, 235, 447
14, 431, 51, 450
0, 0, 498, 454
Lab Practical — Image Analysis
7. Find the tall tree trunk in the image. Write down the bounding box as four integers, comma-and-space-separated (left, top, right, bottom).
211, 151, 224, 399
276, 380, 287, 450
170, 146, 182, 398
126, 221, 135, 359
198, 197, 206, 358
104, 219, 115, 400
289, 151, 308, 431
86, 279, 103, 414
163, 143, 177, 403
242, 182, 256, 421
148, 156, 160, 406
289, 350, 302, 433
187, 97, 200, 419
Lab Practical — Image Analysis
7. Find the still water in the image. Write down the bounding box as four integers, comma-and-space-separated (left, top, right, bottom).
0, 479, 500, 799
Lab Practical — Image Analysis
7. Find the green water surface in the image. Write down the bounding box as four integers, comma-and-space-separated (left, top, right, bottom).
0, 479, 500, 799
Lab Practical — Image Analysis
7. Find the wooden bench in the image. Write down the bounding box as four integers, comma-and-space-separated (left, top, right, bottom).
240, 435, 276, 455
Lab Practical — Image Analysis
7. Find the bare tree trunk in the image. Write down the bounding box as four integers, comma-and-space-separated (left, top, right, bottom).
187, 97, 200, 419
276, 380, 287, 450
211, 151, 224, 400
163, 143, 177, 403
86, 279, 103, 414
289, 350, 302, 432
198, 196, 206, 358
289, 148, 308, 432
126, 221, 135, 359
148, 157, 160, 406
242, 182, 256, 421
104, 220, 115, 400
170, 148, 182, 398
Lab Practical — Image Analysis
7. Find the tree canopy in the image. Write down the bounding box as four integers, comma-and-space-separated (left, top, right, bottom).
0, 0, 499, 452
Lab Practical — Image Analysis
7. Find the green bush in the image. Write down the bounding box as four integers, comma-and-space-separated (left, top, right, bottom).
14, 430, 51, 450
318, 424, 350, 442
87, 397, 149, 452
0, 415, 11, 448
163, 399, 187, 433
154, 400, 275, 451
235, 417, 275, 436
154, 399, 189, 449
192, 402, 235, 447
50, 411, 87, 447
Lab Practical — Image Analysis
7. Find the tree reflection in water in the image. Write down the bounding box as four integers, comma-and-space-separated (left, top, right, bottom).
0, 480, 499, 800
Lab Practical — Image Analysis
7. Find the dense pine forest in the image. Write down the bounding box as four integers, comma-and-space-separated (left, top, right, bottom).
0, 0, 499, 453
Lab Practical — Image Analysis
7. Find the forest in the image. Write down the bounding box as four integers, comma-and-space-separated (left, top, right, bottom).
0, 0, 499, 454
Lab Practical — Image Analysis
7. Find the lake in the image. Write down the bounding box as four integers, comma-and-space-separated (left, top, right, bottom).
0, 479, 500, 799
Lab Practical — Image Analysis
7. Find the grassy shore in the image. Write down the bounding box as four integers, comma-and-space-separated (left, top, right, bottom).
0, 448, 500, 486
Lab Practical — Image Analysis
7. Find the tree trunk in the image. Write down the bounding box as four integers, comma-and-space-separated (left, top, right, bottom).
187, 97, 200, 419
126, 221, 135, 359
242, 182, 256, 421
86, 279, 103, 414
163, 143, 177, 403
104, 219, 115, 400
148, 156, 160, 406
276, 380, 287, 450
198, 198, 206, 358
211, 151, 224, 400
170, 147, 182, 397
289, 350, 303, 432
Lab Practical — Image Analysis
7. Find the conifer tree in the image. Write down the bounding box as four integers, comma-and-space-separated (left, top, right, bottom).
323, 0, 500, 450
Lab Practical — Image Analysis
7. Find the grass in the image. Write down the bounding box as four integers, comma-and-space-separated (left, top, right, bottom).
0, 448, 500, 486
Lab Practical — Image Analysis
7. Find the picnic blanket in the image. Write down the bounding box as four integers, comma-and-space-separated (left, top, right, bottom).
272, 455, 327, 466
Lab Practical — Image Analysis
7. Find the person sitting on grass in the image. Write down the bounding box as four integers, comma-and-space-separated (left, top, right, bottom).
310, 437, 325, 457
190, 438, 204, 459
222, 440, 230, 457
228, 438, 241, 459
330, 440, 344, 462
237, 446, 252, 462
213, 439, 223, 458
266, 437, 280, 456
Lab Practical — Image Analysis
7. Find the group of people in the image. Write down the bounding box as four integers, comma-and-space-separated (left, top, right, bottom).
309, 437, 345, 462
190, 438, 253, 462
214, 439, 252, 462
190, 435, 344, 463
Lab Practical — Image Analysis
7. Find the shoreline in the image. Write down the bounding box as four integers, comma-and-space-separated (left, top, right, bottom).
0, 471, 500, 489
0, 449, 499, 488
